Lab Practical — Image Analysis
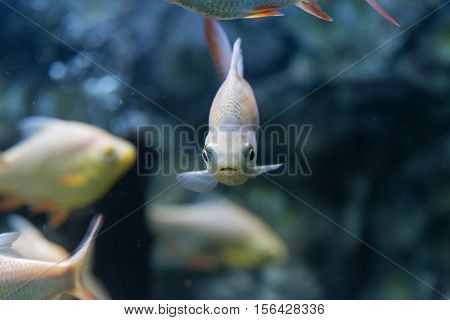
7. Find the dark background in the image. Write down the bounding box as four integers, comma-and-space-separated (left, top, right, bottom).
0, 0, 449, 299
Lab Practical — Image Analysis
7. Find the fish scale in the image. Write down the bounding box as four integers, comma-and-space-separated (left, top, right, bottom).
0, 215, 102, 300
167, 0, 399, 26
0, 257, 72, 299
173, 0, 295, 19
213, 80, 248, 125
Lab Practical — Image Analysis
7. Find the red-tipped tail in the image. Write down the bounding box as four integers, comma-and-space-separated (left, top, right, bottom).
367, 0, 400, 27
204, 18, 233, 81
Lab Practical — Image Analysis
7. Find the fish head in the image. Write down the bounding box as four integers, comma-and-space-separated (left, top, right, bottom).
204, 127, 257, 186
221, 235, 288, 268
93, 134, 136, 177
256, 235, 288, 266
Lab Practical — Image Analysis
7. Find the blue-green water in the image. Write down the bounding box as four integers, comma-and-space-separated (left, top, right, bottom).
0, 0, 449, 300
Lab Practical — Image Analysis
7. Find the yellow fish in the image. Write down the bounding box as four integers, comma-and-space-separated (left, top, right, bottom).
0, 215, 102, 300
148, 199, 287, 270
0, 117, 136, 227
2, 214, 110, 299
167, 0, 399, 26
177, 19, 283, 192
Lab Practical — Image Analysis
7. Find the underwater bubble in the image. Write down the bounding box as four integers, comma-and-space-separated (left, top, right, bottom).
62, 13, 84, 40
83, 76, 119, 95
96, 75, 119, 94
83, 77, 97, 95
48, 61, 67, 80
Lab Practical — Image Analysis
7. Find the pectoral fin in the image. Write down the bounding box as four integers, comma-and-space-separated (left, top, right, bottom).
176, 171, 217, 193
0, 232, 19, 254
47, 211, 68, 229
244, 7, 284, 19
59, 174, 88, 187
221, 248, 252, 268
0, 232, 24, 258
296, 1, 333, 22
254, 163, 284, 176
188, 255, 216, 271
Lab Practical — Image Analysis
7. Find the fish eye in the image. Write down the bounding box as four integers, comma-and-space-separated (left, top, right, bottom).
103, 146, 118, 163
202, 149, 209, 163
249, 148, 255, 161
247, 145, 255, 162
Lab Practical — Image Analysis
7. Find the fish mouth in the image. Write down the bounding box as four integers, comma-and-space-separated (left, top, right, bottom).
219, 167, 238, 173
121, 147, 137, 167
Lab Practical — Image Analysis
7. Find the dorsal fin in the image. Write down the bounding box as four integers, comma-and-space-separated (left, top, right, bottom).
229, 38, 244, 78
0, 232, 20, 254
204, 18, 232, 81
18, 116, 63, 138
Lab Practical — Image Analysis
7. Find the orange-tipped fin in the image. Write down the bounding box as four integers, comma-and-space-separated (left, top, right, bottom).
296, 1, 333, 22
244, 8, 284, 19
366, 0, 400, 27
47, 210, 68, 229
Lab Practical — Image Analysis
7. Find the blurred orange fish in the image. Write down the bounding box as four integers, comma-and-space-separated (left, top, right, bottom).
0, 117, 136, 227
0, 215, 102, 300
167, 0, 399, 26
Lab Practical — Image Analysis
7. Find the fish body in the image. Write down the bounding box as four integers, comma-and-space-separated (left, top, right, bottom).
168, 0, 294, 19
206, 38, 260, 186
0, 118, 136, 227
167, 0, 399, 26
0, 216, 102, 300
177, 19, 283, 192
148, 200, 287, 270
0, 214, 110, 299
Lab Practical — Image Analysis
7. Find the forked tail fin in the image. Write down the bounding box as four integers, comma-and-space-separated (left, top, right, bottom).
67, 215, 103, 300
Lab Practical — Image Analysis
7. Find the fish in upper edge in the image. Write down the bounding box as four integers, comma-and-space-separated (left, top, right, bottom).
2, 214, 110, 299
166, 0, 399, 27
0, 215, 102, 300
177, 19, 283, 192
0, 117, 136, 228
148, 199, 288, 270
